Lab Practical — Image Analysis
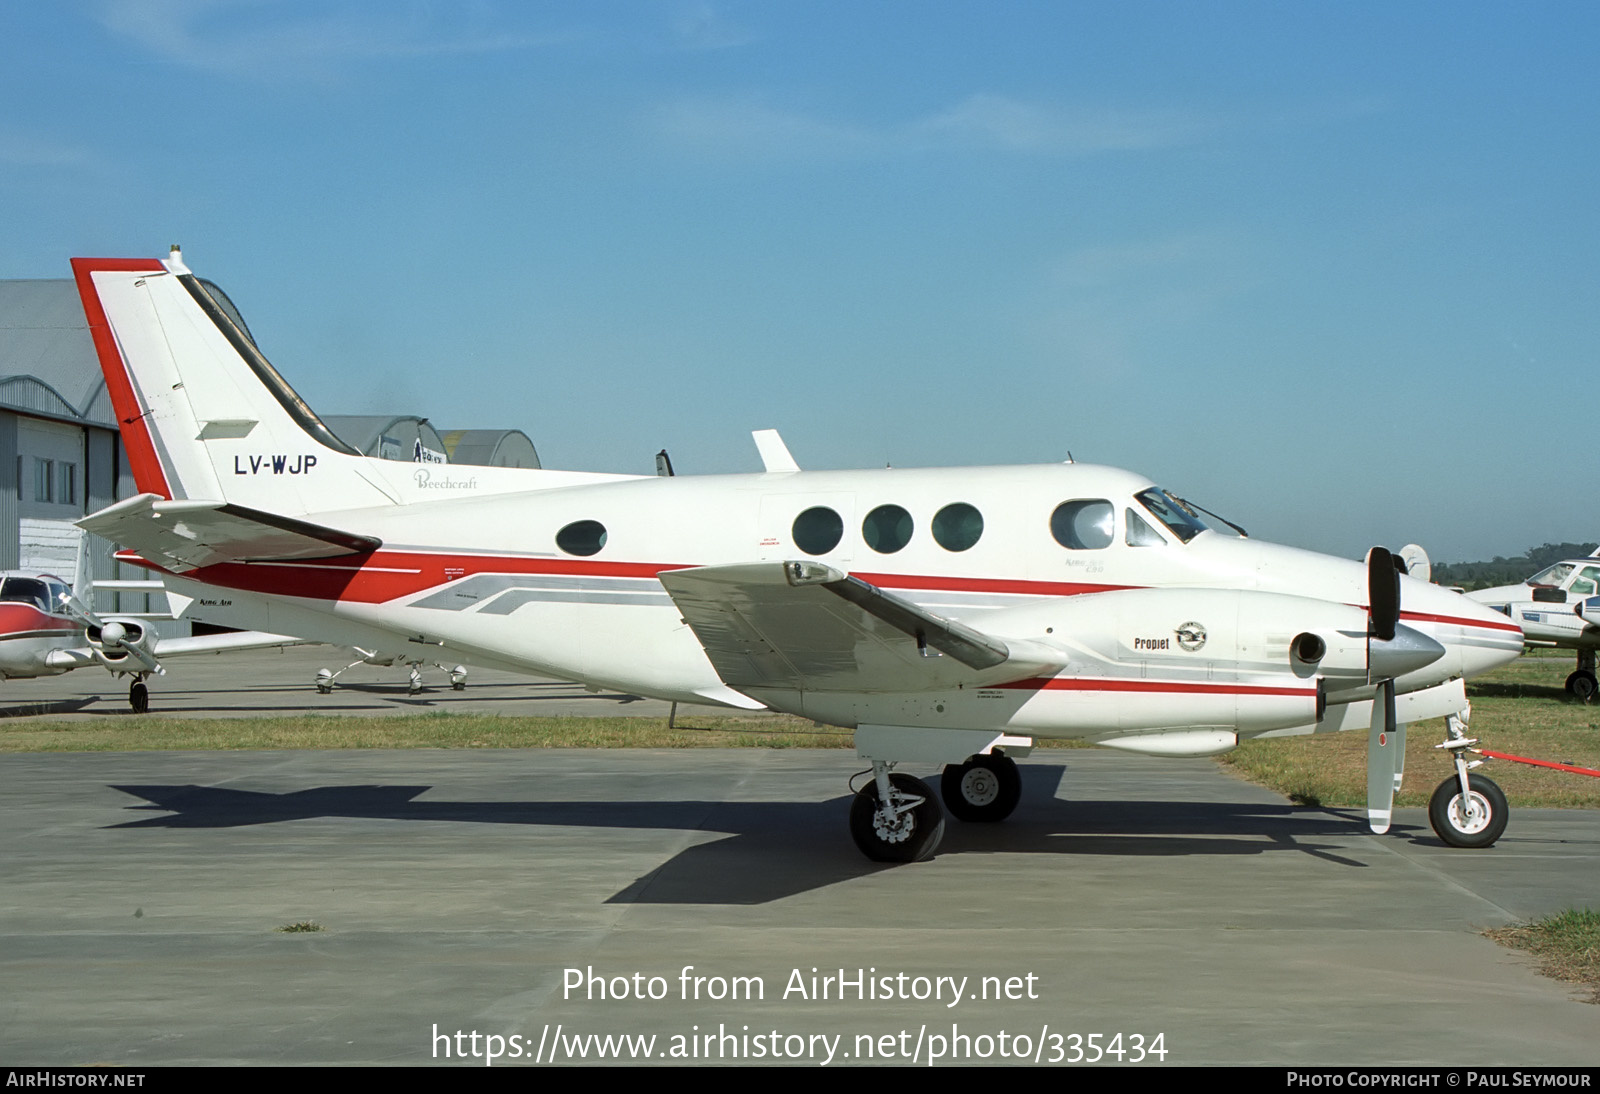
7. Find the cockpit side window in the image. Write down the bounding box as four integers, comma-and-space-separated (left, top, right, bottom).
1126, 508, 1166, 547
45, 580, 71, 614
1051, 500, 1114, 550
1572, 566, 1600, 597
1528, 563, 1574, 587
1135, 488, 1206, 543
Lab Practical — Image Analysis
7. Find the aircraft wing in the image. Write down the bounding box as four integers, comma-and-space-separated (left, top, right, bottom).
44, 629, 306, 671
78, 493, 380, 572
659, 561, 1062, 693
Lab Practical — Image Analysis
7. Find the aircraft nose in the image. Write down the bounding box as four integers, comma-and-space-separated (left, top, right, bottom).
1418, 581, 1524, 677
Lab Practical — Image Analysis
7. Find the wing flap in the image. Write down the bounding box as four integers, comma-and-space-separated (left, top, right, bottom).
79, 493, 380, 572
659, 561, 1061, 693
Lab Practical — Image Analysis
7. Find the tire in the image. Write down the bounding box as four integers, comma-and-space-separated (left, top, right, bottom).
129, 681, 149, 714
1566, 671, 1598, 703
849, 773, 945, 863
1428, 774, 1508, 848
940, 753, 1023, 822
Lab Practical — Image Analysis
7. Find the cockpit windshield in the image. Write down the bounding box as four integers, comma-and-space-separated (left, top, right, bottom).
0, 577, 52, 612
1135, 488, 1209, 543
1528, 563, 1574, 587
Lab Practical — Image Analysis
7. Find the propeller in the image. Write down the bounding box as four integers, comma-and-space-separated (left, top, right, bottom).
1363, 547, 1445, 833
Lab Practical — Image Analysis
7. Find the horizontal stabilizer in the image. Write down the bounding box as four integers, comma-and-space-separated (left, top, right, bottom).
659, 561, 1061, 694
79, 493, 380, 572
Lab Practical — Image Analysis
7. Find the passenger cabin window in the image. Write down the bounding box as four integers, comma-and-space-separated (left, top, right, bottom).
792, 507, 844, 555
1126, 508, 1166, 547
1051, 500, 1114, 550
862, 504, 913, 554
555, 520, 607, 557
931, 503, 983, 552
1572, 567, 1600, 597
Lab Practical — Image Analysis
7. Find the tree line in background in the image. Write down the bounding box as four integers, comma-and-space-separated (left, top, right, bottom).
1431, 542, 1599, 590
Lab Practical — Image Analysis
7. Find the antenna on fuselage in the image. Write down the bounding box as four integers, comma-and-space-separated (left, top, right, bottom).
752, 429, 800, 473
655, 449, 675, 477
1065, 451, 1075, 464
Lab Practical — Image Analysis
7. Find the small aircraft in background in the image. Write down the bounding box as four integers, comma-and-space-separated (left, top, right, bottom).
1468, 549, 1600, 701
0, 570, 299, 710
69, 251, 1525, 859
313, 647, 468, 695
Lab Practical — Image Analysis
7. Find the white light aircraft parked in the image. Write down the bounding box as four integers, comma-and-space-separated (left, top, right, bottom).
1468, 550, 1600, 701
70, 252, 1525, 860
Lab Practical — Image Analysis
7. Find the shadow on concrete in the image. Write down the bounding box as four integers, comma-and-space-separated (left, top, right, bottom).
0, 696, 106, 718
104, 763, 1381, 904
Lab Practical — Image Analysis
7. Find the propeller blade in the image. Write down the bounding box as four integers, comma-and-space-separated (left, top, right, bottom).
1367, 679, 1399, 834
1366, 546, 1399, 642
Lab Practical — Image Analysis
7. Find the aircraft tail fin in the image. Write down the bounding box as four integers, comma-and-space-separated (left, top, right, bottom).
72, 252, 387, 515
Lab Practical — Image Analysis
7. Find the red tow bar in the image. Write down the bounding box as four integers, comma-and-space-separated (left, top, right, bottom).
1474, 748, 1600, 778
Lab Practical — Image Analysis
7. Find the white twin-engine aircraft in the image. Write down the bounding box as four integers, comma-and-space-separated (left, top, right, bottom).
70, 252, 1525, 862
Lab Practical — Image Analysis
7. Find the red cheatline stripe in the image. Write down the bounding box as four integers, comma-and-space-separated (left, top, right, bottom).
997, 677, 1317, 697
1400, 609, 1522, 635
113, 549, 1138, 603
109, 547, 1526, 644
71, 258, 172, 500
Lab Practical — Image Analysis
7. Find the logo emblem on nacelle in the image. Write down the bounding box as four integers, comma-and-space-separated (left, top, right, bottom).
1175, 621, 1207, 652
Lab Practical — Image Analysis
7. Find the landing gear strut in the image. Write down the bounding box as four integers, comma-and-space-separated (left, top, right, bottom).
849, 766, 945, 862
940, 751, 1022, 822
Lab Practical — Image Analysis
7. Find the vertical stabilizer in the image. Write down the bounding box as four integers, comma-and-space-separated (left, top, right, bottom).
72, 256, 387, 515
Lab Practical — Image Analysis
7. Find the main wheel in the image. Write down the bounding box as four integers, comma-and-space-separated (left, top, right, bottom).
940, 753, 1022, 822
1566, 670, 1598, 703
1428, 774, 1508, 848
849, 773, 945, 863
129, 681, 149, 714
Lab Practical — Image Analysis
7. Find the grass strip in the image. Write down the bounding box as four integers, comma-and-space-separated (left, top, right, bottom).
1486, 909, 1600, 1004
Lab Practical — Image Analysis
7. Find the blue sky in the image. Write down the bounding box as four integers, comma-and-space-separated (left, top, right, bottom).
2, 1, 1595, 562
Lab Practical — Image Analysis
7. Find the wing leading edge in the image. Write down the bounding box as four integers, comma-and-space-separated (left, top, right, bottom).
659, 561, 1062, 693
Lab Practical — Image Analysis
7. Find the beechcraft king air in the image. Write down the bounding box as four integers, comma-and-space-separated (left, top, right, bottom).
70, 251, 1526, 861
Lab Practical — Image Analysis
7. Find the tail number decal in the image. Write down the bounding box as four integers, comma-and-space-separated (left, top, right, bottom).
234, 455, 319, 475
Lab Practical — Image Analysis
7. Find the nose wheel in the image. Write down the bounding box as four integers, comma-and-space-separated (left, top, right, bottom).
1428, 773, 1507, 848
128, 680, 149, 714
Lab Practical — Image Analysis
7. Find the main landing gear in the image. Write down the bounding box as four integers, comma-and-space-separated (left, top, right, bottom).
1566, 650, 1597, 703
847, 748, 1024, 862
940, 751, 1023, 823
849, 770, 945, 863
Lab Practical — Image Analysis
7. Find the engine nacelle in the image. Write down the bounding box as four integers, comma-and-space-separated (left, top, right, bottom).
86, 618, 158, 670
